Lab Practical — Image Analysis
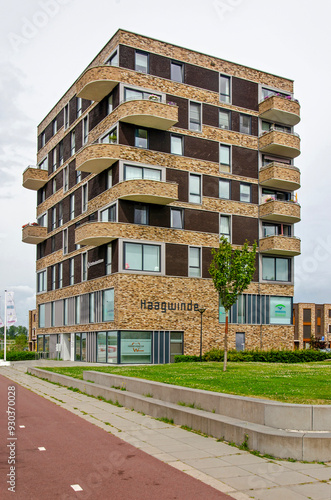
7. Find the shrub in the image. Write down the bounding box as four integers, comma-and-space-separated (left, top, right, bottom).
175, 349, 331, 363
174, 355, 201, 363
0, 351, 36, 361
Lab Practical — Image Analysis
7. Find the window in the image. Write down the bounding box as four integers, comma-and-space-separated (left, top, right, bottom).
52, 148, 57, 172
63, 228, 68, 255
261, 121, 291, 134
58, 262, 63, 288
189, 102, 202, 132
107, 51, 118, 66
64, 104, 69, 129
70, 131, 75, 156
269, 297, 292, 325
219, 109, 231, 130
124, 88, 161, 102
75, 296, 80, 324
239, 114, 252, 135
39, 157, 48, 171
63, 298, 68, 326
107, 168, 112, 189
52, 118, 57, 135
76, 97, 82, 118
107, 95, 113, 114
51, 302, 55, 327
70, 194, 75, 220
83, 116, 88, 145
51, 265, 56, 290
240, 183, 251, 203
220, 144, 231, 172
51, 236, 55, 253
58, 202, 63, 227
41, 131, 46, 147
39, 304, 45, 328
189, 247, 201, 277
262, 256, 291, 282
171, 62, 183, 83
82, 184, 88, 212
135, 50, 148, 73
220, 215, 231, 241
100, 203, 116, 222
262, 223, 291, 237
106, 244, 112, 275
219, 179, 230, 199
124, 164, 161, 181
40, 187, 46, 203
262, 87, 290, 100
76, 169, 81, 184
82, 253, 87, 281
220, 74, 231, 103
261, 188, 291, 203
135, 128, 148, 148
101, 126, 117, 144
63, 165, 68, 190
51, 207, 56, 230
171, 208, 184, 229
134, 204, 149, 225
59, 140, 64, 166
69, 258, 74, 285
189, 173, 201, 204
124, 242, 160, 272
171, 135, 183, 155
37, 270, 47, 293
102, 289, 114, 321
52, 177, 56, 195
37, 212, 47, 227
89, 292, 95, 323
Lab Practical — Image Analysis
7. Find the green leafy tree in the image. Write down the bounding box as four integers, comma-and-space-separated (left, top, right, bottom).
209, 236, 257, 371
12, 333, 28, 352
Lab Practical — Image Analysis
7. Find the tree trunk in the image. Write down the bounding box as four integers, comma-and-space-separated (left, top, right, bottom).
223, 311, 228, 372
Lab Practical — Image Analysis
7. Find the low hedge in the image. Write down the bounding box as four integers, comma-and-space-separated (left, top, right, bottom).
0, 351, 36, 361
175, 349, 331, 363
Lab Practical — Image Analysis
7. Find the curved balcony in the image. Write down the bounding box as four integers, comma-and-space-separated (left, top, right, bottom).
259, 200, 301, 223
259, 96, 300, 126
259, 130, 300, 158
22, 224, 47, 244
76, 66, 122, 101
76, 144, 120, 174
259, 235, 301, 256
117, 99, 178, 130
23, 166, 48, 191
116, 179, 178, 205
75, 222, 120, 246
259, 162, 301, 191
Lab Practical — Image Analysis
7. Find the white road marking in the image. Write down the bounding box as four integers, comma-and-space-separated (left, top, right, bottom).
71, 484, 83, 492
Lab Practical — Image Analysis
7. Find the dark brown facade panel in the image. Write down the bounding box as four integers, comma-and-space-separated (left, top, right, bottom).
149, 53, 171, 80
166, 243, 188, 277
62, 259, 70, 288
69, 97, 77, 127
82, 98, 91, 113
63, 134, 71, 164
185, 208, 219, 234
75, 123, 82, 152
57, 109, 64, 130
185, 135, 219, 162
166, 95, 188, 129
232, 77, 259, 111
75, 187, 82, 218
185, 64, 219, 92
88, 173, 106, 201
149, 205, 169, 228
203, 174, 219, 199
68, 225, 76, 253
166, 168, 188, 202
119, 122, 135, 147
112, 240, 118, 274
87, 247, 106, 281
149, 129, 169, 153
119, 44, 135, 70
69, 160, 76, 189
88, 97, 108, 132
112, 161, 119, 186
202, 104, 219, 128
231, 215, 258, 246
74, 254, 81, 285
232, 146, 258, 179
118, 199, 134, 224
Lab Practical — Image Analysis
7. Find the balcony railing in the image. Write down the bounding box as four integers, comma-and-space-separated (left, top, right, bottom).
22, 166, 48, 191
259, 199, 301, 223
259, 162, 301, 191
259, 128, 300, 158
259, 95, 300, 126
22, 224, 47, 244
259, 235, 301, 256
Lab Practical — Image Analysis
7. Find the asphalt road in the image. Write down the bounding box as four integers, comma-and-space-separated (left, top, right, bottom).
0, 374, 234, 500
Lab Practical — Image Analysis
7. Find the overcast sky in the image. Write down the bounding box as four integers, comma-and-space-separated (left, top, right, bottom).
0, 0, 330, 326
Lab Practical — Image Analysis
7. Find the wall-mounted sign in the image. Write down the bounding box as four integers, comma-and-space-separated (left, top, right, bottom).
269, 297, 292, 325
141, 300, 199, 314
87, 259, 104, 269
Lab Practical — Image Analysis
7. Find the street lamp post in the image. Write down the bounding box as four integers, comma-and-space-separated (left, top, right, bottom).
198, 307, 206, 361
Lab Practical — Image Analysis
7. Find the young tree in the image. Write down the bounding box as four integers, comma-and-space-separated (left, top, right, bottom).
209, 236, 257, 372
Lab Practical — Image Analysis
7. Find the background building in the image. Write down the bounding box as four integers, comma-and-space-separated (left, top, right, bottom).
293, 303, 331, 349
22, 30, 301, 363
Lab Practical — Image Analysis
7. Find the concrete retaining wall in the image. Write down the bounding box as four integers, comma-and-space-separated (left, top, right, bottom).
27, 368, 331, 462
83, 371, 331, 432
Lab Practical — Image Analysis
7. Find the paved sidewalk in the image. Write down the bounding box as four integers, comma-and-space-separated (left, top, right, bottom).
1, 360, 331, 500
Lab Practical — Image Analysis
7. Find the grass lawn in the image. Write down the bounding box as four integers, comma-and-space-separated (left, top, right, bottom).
42, 361, 331, 405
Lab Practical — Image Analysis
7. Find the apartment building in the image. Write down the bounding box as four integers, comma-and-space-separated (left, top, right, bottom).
22, 30, 301, 363
28, 309, 37, 351
293, 303, 331, 348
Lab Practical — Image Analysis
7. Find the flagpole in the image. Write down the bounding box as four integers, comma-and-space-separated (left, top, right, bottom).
4, 290, 7, 362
